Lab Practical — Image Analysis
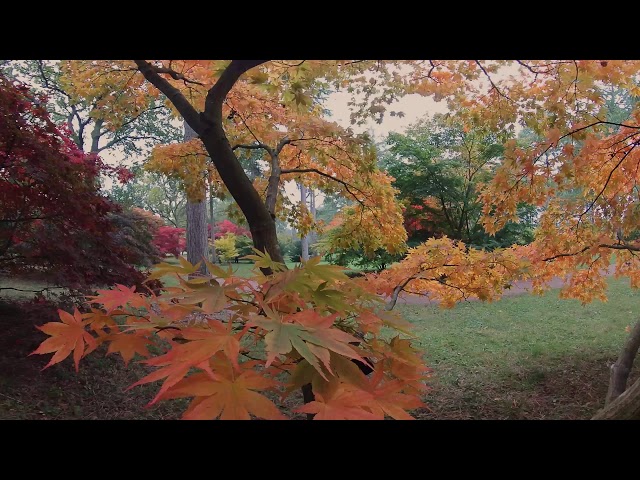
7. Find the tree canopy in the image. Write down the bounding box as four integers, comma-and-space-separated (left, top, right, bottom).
30, 60, 640, 420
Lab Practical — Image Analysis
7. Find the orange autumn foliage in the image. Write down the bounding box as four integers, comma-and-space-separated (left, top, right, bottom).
33, 254, 430, 420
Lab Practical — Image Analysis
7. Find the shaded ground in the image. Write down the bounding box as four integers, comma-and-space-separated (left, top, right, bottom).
0, 301, 187, 419
0, 300, 308, 419
415, 355, 622, 420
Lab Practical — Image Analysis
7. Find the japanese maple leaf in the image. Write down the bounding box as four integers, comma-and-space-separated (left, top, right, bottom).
106, 334, 151, 366
31, 308, 96, 371
302, 256, 349, 283
82, 308, 118, 332
363, 368, 426, 420
167, 283, 228, 313
88, 284, 147, 313
295, 386, 381, 420
162, 371, 285, 420
128, 319, 240, 404
250, 309, 366, 380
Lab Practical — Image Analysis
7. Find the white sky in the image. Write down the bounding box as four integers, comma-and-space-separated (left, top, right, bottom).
325, 90, 449, 139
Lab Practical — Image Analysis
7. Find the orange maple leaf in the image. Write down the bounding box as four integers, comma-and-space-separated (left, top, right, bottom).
31, 308, 96, 371
88, 284, 146, 313
128, 319, 240, 404
82, 308, 118, 332
162, 370, 285, 420
364, 368, 425, 419
250, 309, 367, 379
295, 386, 381, 420
106, 334, 151, 366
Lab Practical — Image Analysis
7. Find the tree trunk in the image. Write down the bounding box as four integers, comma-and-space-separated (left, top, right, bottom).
186, 201, 208, 272
299, 183, 309, 261
605, 320, 640, 405
184, 121, 208, 274
592, 377, 640, 419
209, 189, 218, 263
309, 188, 317, 251
592, 320, 640, 419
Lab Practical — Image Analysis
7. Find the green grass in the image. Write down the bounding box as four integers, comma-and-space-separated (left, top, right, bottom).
398, 276, 640, 419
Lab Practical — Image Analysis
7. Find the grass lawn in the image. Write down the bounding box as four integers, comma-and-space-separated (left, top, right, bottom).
399, 276, 640, 419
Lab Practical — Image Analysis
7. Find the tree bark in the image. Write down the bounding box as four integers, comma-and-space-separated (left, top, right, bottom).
605, 320, 640, 405
300, 183, 309, 261
591, 320, 640, 419
592, 376, 640, 419
184, 121, 208, 273
208, 189, 218, 263
309, 188, 317, 250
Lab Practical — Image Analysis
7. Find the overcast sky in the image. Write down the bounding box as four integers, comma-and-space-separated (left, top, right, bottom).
325, 90, 448, 139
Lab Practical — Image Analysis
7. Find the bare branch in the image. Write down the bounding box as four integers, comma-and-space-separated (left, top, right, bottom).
231, 143, 270, 153
152, 66, 205, 86
475, 60, 513, 102
134, 60, 202, 133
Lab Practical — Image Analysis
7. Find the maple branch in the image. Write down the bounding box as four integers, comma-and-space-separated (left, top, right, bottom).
276, 136, 292, 155
0, 286, 63, 293
515, 60, 571, 75
98, 134, 166, 153
278, 60, 307, 67
386, 265, 459, 310
202, 60, 267, 130
0, 214, 62, 223
117, 104, 169, 132
475, 61, 512, 102
265, 137, 290, 216
280, 168, 366, 209
134, 60, 202, 134
35, 60, 70, 99
577, 141, 639, 224
227, 100, 268, 148
232, 143, 270, 152
152, 66, 205, 86
542, 243, 640, 262
600, 243, 640, 252
386, 276, 417, 310
428, 60, 437, 78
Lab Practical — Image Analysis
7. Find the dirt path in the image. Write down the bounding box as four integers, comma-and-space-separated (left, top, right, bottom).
394, 264, 618, 307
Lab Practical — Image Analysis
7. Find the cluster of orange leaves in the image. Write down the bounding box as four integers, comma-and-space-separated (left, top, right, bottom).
32, 252, 429, 420
362, 237, 527, 308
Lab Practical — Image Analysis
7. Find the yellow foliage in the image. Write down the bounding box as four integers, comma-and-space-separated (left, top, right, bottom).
214, 233, 239, 263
